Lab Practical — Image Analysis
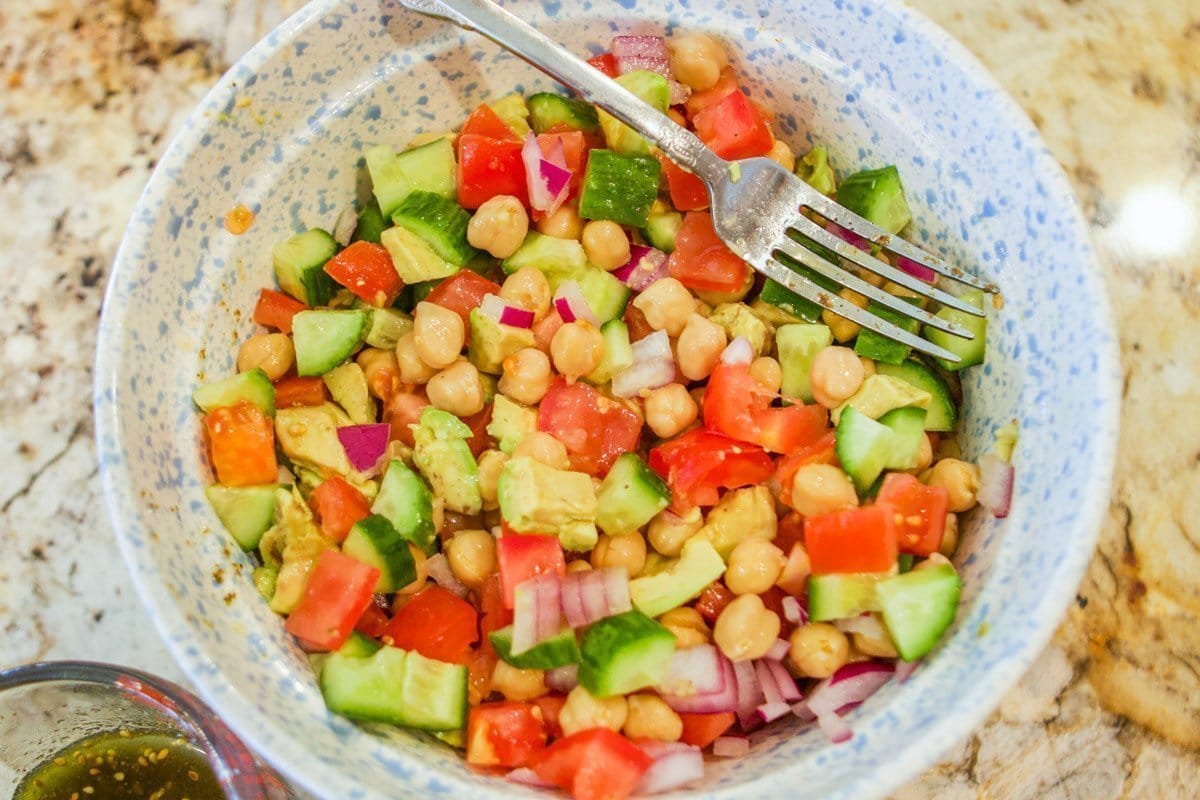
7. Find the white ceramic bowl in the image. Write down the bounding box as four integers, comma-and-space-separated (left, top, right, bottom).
95, 1, 1120, 797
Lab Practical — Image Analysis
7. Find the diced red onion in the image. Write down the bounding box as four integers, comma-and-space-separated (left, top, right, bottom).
635, 742, 704, 795
977, 453, 1014, 518
522, 131, 573, 215
733, 658, 764, 728
826, 221, 872, 251
759, 659, 801, 702
617, 54, 670, 75
612, 34, 670, 64
510, 574, 562, 654
712, 736, 750, 758
561, 567, 629, 628
895, 660, 919, 683
336, 423, 391, 473
798, 661, 894, 743
658, 644, 728, 697
537, 577, 562, 642
546, 664, 579, 693
754, 660, 783, 706
895, 254, 937, 283
479, 293, 535, 329
333, 205, 358, 246
720, 336, 755, 366
424, 553, 469, 599
631, 329, 672, 363
756, 700, 792, 723
834, 613, 889, 641
659, 648, 738, 713
667, 80, 692, 106
507, 768, 555, 788
781, 595, 807, 625
816, 709, 853, 744
612, 244, 670, 291
542, 135, 568, 170
611, 331, 676, 397
764, 638, 790, 662
580, 571, 608, 623
600, 566, 633, 615
552, 280, 599, 326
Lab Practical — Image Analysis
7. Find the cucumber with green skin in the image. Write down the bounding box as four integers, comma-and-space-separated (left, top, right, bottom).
273, 228, 337, 307
596, 453, 671, 537
837, 165, 912, 234
366, 137, 457, 217
204, 484, 282, 550
578, 149, 661, 228
371, 459, 437, 552
320, 646, 467, 730
342, 514, 417, 593
193, 368, 275, 417
390, 190, 476, 267
578, 611, 676, 697
528, 92, 600, 134
490, 625, 580, 670
875, 360, 957, 432
854, 299, 922, 366
643, 210, 682, 253
808, 573, 883, 621
776, 323, 833, 403
352, 200, 387, 245
291, 309, 368, 377
876, 563, 961, 660
924, 289, 988, 371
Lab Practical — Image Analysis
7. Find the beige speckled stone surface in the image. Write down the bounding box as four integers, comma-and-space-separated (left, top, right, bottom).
1, 0, 1197, 795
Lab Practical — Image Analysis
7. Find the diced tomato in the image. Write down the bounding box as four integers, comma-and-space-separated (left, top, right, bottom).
426, 270, 502, 327
694, 581, 735, 623
587, 52, 620, 79
467, 647, 497, 707
759, 585, 793, 634
533, 310, 565, 352
463, 403, 495, 457
252, 288, 306, 333
310, 476, 372, 542
532, 728, 652, 800
384, 585, 479, 664
479, 573, 514, 642
323, 241, 404, 307
461, 103, 520, 142
775, 431, 838, 507
273, 375, 327, 408
537, 379, 642, 476
538, 130, 587, 195
622, 303, 655, 343
667, 212, 749, 294
703, 360, 829, 454
774, 511, 807, 554
203, 401, 278, 486
355, 603, 391, 639
684, 67, 738, 118
805, 506, 899, 575
692, 89, 773, 160
457, 135, 529, 209
467, 702, 549, 768
534, 694, 567, 740
496, 533, 566, 609
648, 428, 775, 513
654, 152, 709, 212
875, 472, 950, 556
383, 389, 429, 446
284, 550, 379, 651
677, 712, 736, 748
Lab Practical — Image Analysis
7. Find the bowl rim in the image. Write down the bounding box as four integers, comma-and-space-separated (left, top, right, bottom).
94, 0, 1120, 798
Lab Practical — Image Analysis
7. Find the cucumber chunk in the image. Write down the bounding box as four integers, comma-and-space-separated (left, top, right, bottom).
501, 232, 588, 280
528, 92, 600, 134
586, 318, 633, 385
362, 306, 414, 350
352, 199, 387, 245
835, 406, 895, 493
598, 71, 670, 155
391, 190, 475, 267
204, 484, 281, 550
366, 137, 457, 217
579, 611, 676, 697
338, 631, 382, 658
807, 573, 883, 621
380, 224, 459, 284
490, 625, 580, 670
371, 459, 437, 552
643, 210, 682, 253
596, 453, 671, 536
399, 649, 469, 730
343, 514, 417, 593
853, 299, 922, 366
875, 360, 957, 432
836, 165, 912, 234
291, 309, 368, 377
578, 150, 661, 228
876, 563, 962, 660
878, 405, 928, 470
924, 289, 987, 371
193, 368, 275, 417
320, 646, 467, 730
776, 324, 833, 403
575, 266, 631, 323
273, 228, 337, 307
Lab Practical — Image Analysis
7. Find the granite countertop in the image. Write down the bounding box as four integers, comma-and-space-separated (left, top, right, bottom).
2, 0, 1197, 795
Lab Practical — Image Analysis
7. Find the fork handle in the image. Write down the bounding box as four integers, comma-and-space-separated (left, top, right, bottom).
399, 0, 728, 185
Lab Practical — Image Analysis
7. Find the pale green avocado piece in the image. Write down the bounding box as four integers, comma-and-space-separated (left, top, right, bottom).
497, 456, 598, 551
468, 308, 537, 375
629, 537, 726, 618
489, 93, 531, 137
708, 303, 772, 356
831, 374, 932, 425
323, 362, 377, 425
258, 486, 336, 614
487, 395, 537, 454
380, 225, 460, 284
777, 323, 833, 403
412, 407, 481, 514
697, 486, 777, 560
274, 404, 354, 478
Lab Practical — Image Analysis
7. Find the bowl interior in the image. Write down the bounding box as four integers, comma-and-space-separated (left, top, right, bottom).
96, 1, 1118, 798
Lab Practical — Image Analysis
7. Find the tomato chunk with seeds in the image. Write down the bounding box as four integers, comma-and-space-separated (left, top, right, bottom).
532, 728, 652, 800
876, 472, 949, 556
384, 585, 479, 664
284, 550, 379, 652
467, 702, 548, 768
667, 212, 748, 294
253, 288, 306, 333
310, 476, 371, 543
323, 241, 404, 307
203, 401, 278, 486
537, 379, 642, 477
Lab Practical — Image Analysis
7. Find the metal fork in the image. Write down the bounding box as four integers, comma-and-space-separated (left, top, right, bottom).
399, 0, 998, 362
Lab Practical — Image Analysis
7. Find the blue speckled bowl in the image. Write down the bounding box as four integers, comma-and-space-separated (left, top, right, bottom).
95, 1, 1119, 797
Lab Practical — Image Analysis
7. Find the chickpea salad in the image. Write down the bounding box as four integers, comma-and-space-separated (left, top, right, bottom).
195, 30, 1008, 800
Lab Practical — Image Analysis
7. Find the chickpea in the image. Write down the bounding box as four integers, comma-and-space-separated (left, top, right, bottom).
647, 507, 703, 557
591, 533, 647, 577
426, 360, 485, 417
445, 529, 497, 589
413, 301, 465, 369
237, 333, 294, 381
536, 204, 583, 240
357, 347, 400, 401
909, 432, 934, 473
749, 356, 782, 394
581, 220, 631, 271
623, 694, 683, 742
658, 607, 711, 648
668, 32, 729, 92
821, 288, 871, 342
565, 559, 593, 574
790, 463, 858, 517
809, 346, 866, 408
499, 347, 552, 406
477, 449, 508, 511
675, 313, 727, 381
926, 458, 981, 512
396, 332, 437, 384
499, 267, 552, 323
632, 278, 696, 337
467, 195, 529, 258
513, 431, 571, 470
766, 139, 796, 172
787, 623, 849, 678
860, 357, 877, 378
559, 686, 628, 736
491, 660, 548, 702
713, 594, 780, 662
396, 542, 428, 596
939, 513, 959, 557
725, 538, 786, 595
551, 321, 605, 382
775, 543, 811, 595
644, 383, 698, 438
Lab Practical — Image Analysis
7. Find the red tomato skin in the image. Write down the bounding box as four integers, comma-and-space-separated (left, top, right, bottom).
284, 550, 380, 651
253, 288, 307, 333
536, 379, 642, 477
648, 428, 774, 513
876, 473, 950, 556
587, 52, 620, 78
654, 152, 709, 212
354, 603, 391, 639
667, 212, 748, 294
805, 506, 899, 575
457, 135, 529, 209
695, 581, 736, 623
532, 728, 653, 800
534, 694, 568, 740
684, 67, 738, 118
425, 270, 502, 328
323, 241, 404, 307
461, 103, 520, 142
692, 89, 773, 160
310, 476, 372, 542
677, 712, 736, 748
272, 376, 328, 409
384, 585, 480, 664
383, 389, 430, 447
203, 401, 278, 486
467, 702, 548, 768
496, 534, 567, 609
463, 403, 495, 458
704, 360, 829, 454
